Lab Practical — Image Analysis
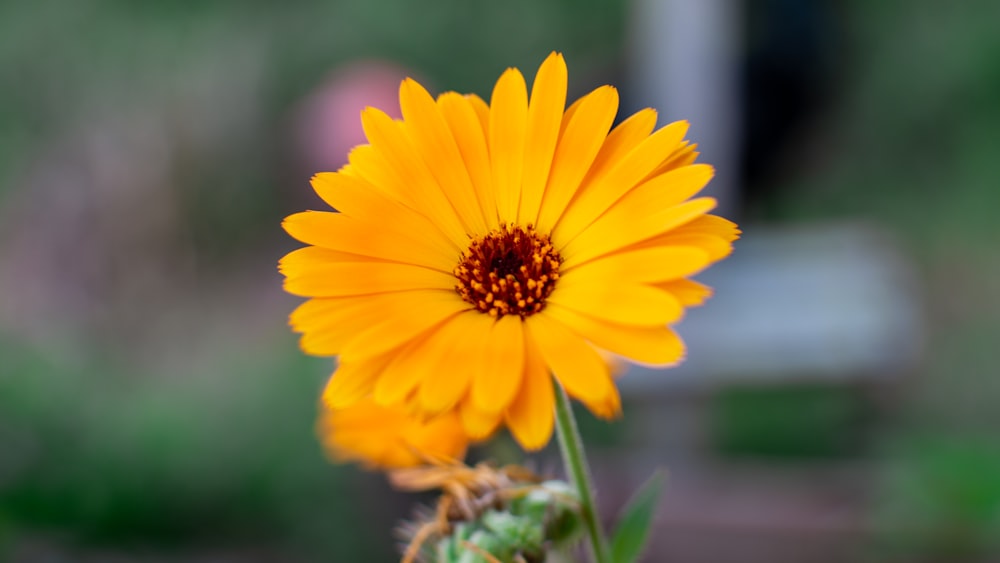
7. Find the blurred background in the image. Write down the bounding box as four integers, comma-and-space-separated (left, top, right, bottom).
1, 0, 999, 561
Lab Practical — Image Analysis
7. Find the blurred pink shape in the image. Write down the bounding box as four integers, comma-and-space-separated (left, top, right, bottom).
295, 60, 416, 173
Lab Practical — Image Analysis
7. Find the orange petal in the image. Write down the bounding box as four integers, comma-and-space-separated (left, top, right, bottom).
536, 85, 619, 233
322, 355, 393, 408
656, 278, 713, 307
399, 78, 489, 236
360, 106, 469, 243
546, 281, 684, 326
438, 92, 499, 229
282, 260, 455, 298
416, 312, 495, 413
525, 313, 620, 418
581, 108, 658, 185
504, 344, 556, 450
561, 246, 711, 284
460, 397, 503, 440
489, 68, 528, 222
518, 52, 567, 225
338, 294, 467, 362
544, 304, 686, 367
561, 197, 717, 269
471, 314, 525, 413
555, 120, 690, 243
281, 212, 455, 271
310, 171, 459, 257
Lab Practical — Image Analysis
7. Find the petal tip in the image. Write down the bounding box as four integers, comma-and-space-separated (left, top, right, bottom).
512, 427, 553, 451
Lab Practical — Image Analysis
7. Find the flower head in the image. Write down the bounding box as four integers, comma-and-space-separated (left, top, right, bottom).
318, 398, 469, 469
393, 461, 581, 563
283, 52, 739, 450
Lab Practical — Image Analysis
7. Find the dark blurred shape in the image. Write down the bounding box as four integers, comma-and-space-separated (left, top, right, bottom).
741, 0, 838, 204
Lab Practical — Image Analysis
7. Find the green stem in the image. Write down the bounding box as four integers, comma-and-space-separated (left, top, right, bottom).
553, 380, 609, 563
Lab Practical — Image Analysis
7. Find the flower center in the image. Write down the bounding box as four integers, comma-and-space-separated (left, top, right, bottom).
454, 224, 562, 318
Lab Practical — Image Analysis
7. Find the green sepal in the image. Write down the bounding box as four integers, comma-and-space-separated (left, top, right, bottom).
457, 528, 507, 563
482, 510, 544, 553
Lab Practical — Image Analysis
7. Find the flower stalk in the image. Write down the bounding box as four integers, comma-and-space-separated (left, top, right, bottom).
553, 380, 609, 563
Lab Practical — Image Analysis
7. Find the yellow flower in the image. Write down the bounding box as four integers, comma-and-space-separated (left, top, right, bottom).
317, 398, 469, 469
282, 52, 739, 450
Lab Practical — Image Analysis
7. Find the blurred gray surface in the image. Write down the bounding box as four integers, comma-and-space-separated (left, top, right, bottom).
621, 222, 923, 394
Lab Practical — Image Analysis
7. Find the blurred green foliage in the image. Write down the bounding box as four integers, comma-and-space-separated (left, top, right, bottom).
871, 436, 1000, 560
0, 0, 625, 193
0, 336, 395, 560
710, 385, 870, 460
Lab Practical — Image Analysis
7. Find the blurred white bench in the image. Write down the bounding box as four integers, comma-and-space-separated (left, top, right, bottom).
620, 221, 922, 394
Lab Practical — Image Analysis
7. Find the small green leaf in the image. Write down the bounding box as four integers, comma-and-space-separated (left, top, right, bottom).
609, 470, 666, 563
